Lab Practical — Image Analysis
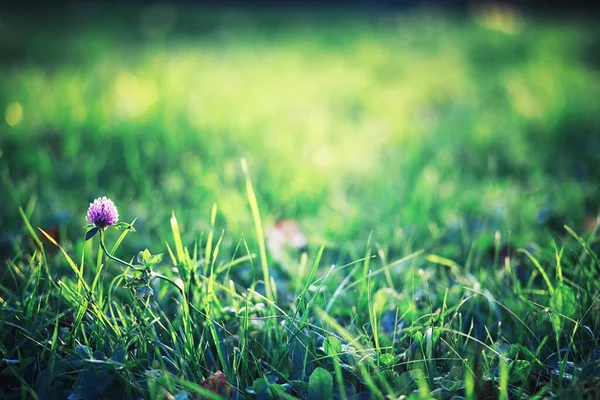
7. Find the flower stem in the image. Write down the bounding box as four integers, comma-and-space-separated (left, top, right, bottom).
97, 230, 184, 296
98, 229, 139, 269
152, 272, 184, 296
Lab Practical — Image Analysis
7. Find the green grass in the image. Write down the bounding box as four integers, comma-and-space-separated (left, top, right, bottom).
1, 4, 600, 399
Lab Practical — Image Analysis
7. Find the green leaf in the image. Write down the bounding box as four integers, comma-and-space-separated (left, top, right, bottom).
83, 358, 124, 371
252, 378, 269, 395
110, 346, 126, 364
412, 330, 424, 343
134, 285, 154, 299
269, 384, 289, 397
508, 344, 536, 363
150, 253, 164, 266
85, 227, 99, 241
131, 270, 144, 280
74, 345, 93, 360
137, 249, 164, 268
308, 367, 333, 400
289, 380, 308, 393
550, 283, 577, 332
441, 379, 464, 391
323, 336, 342, 357
379, 353, 398, 367
395, 372, 415, 395
551, 284, 577, 317
19, 357, 37, 371
1, 366, 20, 376
137, 249, 152, 265
509, 360, 531, 384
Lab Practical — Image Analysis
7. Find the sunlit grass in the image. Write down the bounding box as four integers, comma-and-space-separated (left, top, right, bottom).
2, 8, 598, 244
0, 5, 599, 399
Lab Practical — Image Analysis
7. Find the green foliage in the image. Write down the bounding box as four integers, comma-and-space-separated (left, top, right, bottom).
550, 284, 577, 333
1, 5, 600, 400
308, 368, 333, 400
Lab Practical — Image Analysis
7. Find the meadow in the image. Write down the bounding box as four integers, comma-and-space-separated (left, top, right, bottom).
1, 4, 599, 399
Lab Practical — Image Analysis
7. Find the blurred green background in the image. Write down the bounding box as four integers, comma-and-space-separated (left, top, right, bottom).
1, 4, 599, 262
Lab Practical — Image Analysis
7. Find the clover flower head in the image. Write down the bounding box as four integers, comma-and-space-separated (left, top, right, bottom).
86, 196, 119, 229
